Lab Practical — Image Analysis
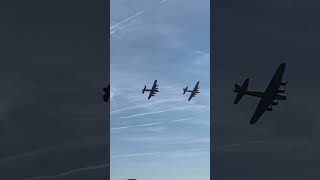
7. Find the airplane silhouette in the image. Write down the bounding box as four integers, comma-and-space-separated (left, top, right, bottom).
234, 63, 287, 124
103, 84, 110, 102
183, 81, 200, 101
142, 80, 159, 99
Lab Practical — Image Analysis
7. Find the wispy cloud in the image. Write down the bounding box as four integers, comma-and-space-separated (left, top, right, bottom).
214, 139, 280, 151
119, 105, 207, 119
111, 117, 195, 131
24, 163, 109, 180
111, 148, 206, 159
111, 98, 185, 114
110, 10, 144, 35
111, 122, 162, 130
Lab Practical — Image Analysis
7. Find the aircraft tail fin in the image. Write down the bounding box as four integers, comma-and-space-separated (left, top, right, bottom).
233, 78, 249, 104
183, 86, 188, 94
142, 85, 146, 94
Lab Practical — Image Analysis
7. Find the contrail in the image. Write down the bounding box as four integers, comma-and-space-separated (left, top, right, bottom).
170, 118, 195, 123
23, 163, 109, 180
110, 19, 138, 35
110, 10, 144, 30
119, 106, 206, 119
111, 99, 184, 114
110, 0, 168, 35
111, 118, 195, 131
111, 148, 205, 159
111, 122, 162, 130
215, 140, 272, 151
0, 141, 106, 163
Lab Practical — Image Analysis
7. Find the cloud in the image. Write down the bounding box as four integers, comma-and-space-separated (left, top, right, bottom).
119, 105, 207, 119
110, 98, 185, 114
24, 163, 109, 180
110, 10, 144, 35
111, 148, 206, 159
111, 118, 195, 131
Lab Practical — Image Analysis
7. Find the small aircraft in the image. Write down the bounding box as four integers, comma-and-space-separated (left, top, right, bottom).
183, 81, 200, 101
233, 63, 287, 124
142, 80, 159, 99
103, 84, 110, 102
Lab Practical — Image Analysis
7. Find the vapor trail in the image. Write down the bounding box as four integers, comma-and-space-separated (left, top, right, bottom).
111, 148, 205, 159
111, 122, 162, 130
110, 10, 144, 30
170, 118, 195, 123
111, 99, 184, 114
24, 163, 109, 180
215, 140, 273, 151
110, 19, 138, 35
110, 0, 168, 35
119, 106, 206, 119
111, 118, 195, 131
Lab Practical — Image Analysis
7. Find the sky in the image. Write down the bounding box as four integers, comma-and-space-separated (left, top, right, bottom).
213, 0, 320, 179
110, 0, 210, 180
0, 1, 109, 179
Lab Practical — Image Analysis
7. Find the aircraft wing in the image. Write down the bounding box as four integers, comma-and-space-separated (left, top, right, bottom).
250, 98, 271, 124
188, 81, 199, 101
148, 80, 158, 99
265, 63, 286, 93
250, 63, 287, 124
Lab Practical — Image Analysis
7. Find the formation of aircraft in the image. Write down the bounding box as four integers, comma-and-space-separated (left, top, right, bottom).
142, 80, 200, 101
233, 63, 287, 124
103, 80, 201, 102
104, 63, 287, 125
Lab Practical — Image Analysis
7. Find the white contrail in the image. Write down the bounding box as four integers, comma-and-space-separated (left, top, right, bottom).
110, 19, 138, 35
111, 148, 205, 159
23, 163, 109, 180
110, 10, 144, 30
111, 118, 195, 131
111, 99, 184, 114
215, 140, 272, 151
110, 0, 168, 35
111, 122, 162, 130
170, 118, 195, 123
119, 106, 206, 119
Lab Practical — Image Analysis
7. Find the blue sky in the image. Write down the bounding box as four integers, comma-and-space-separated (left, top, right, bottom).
110, 0, 210, 180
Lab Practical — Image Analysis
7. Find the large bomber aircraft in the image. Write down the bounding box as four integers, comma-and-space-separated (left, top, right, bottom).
233, 63, 287, 124
183, 81, 200, 101
142, 80, 159, 99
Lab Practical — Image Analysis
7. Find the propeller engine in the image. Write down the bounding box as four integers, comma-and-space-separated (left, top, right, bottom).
280, 81, 288, 86
267, 106, 273, 111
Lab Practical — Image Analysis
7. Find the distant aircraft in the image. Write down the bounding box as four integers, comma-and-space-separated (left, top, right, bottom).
103, 84, 110, 102
233, 63, 287, 124
183, 81, 200, 101
142, 80, 159, 99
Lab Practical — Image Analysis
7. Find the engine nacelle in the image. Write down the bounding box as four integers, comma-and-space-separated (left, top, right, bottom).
278, 89, 285, 94
267, 107, 273, 111
280, 81, 288, 86
272, 101, 279, 105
